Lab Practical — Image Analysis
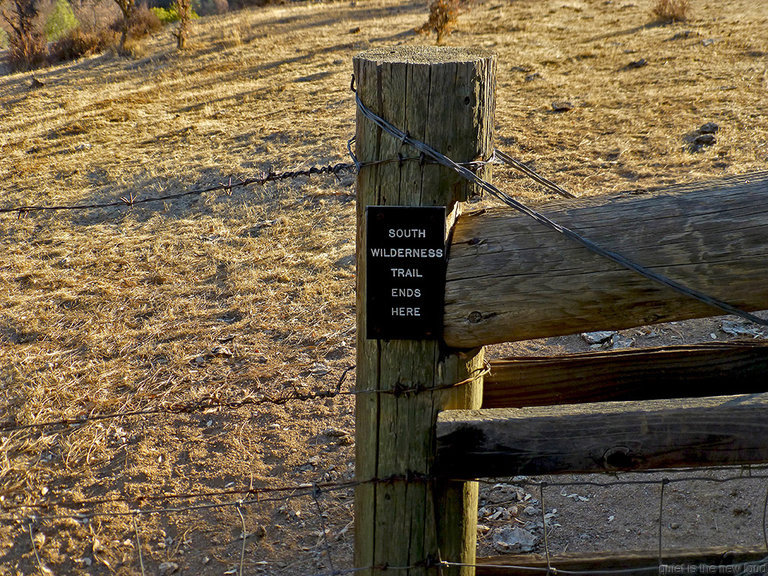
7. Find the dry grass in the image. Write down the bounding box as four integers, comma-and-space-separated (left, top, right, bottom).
1, 0, 767, 573
652, 0, 690, 22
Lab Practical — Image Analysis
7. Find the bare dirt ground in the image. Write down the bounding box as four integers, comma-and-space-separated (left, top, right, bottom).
0, 0, 767, 574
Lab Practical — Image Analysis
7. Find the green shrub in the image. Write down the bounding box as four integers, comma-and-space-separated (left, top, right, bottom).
44, 0, 79, 42
0, 27, 9, 50
151, 5, 198, 24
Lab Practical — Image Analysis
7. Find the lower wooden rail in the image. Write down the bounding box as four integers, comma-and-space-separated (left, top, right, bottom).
436, 393, 768, 478
483, 342, 768, 409
477, 547, 768, 575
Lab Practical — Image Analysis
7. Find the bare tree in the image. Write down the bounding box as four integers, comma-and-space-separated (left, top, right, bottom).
112, 0, 134, 49
173, 0, 189, 49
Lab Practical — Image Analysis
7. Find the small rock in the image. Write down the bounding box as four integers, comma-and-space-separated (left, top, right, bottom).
334, 254, 355, 269
551, 101, 573, 112
611, 336, 634, 350
525, 72, 541, 82
491, 526, 537, 553
309, 362, 331, 376
30, 77, 45, 88
325, 428, 353, 444
625, 58, 647, 69
720, 320, 764, 338
702, 38, 715, 47
158, 562, 179, 576
581, 331, 616, 345
211, 346, 233, 358
670, 522, 681, 530
694, 133, 716, 146
685, 122, 721, 152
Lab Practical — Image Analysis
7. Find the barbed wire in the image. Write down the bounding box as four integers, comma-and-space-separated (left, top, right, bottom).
0, 162, 356, 217
9, 467, 768, 576
4, 86, 768, 576
0, 365, 354, 433
353, 87, 768, 329
6, 467, 768, 521
0, 143, 572, 219
0, 362, 493, 433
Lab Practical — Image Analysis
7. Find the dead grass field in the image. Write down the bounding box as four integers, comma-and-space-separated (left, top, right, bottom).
1, 0, 767, 574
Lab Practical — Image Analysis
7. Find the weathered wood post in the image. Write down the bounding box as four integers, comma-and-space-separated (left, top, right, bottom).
354, 47, 495, 576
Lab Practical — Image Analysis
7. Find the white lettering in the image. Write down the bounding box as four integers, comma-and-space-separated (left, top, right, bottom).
391, 288, 422, 298
391, 307, 421, 317
390, 268, 423, 278
369, 248, 444, 258
388, 228, 427, 239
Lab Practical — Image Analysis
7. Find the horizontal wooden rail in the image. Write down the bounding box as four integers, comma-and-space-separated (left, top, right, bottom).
483, 342, 768, 408
436, 393, 768, 478
443, 173, 768, 348
477, 547, 768, 576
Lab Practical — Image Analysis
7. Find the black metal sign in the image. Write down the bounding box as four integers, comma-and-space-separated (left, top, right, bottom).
366, 206, 446, 340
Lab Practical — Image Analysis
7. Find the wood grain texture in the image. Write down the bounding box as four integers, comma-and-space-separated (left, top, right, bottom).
436, 394, 768, 479
443, 173, 768, 348
353, 47, 495, 576
483, 342, 768, 408
477, 547, 768, 576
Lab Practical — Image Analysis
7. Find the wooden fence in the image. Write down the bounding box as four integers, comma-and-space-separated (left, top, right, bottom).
353, 46, 768, 576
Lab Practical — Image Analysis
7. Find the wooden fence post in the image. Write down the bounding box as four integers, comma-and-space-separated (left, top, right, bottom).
353, 47, 496, 576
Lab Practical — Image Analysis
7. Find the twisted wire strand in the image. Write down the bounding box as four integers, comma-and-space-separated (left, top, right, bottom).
0, 163, 356, 216
354, 90, 768, 328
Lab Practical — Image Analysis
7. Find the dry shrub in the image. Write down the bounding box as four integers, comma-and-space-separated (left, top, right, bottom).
7, 28, 47, 70
127, 5, 162, 38
417, 0, 459, 44
652, 0, 690, 22
111, 4, 161, 47
49, 27, 116, 62
4, 0, 48, 70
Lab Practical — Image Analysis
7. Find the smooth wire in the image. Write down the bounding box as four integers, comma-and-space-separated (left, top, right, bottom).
354, 91, 768, 328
